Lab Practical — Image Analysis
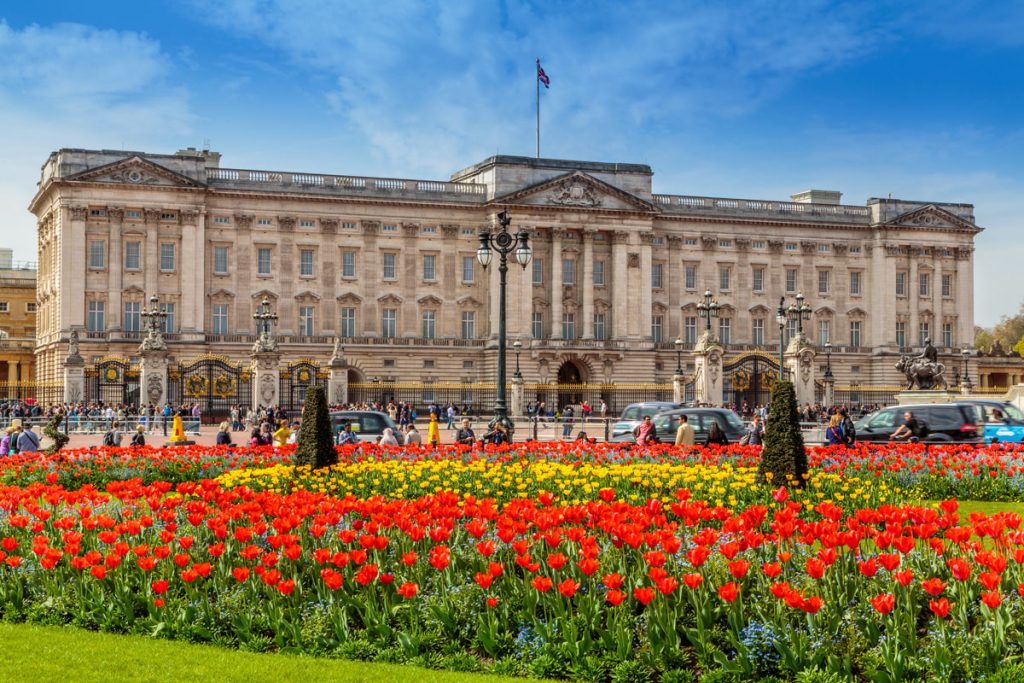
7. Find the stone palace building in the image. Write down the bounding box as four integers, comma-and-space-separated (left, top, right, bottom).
28, 147, 982, 412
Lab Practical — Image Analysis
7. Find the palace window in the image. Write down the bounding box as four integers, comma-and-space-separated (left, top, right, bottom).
125, 210, 141, 219
257, 248, 272, 276
562, 312, 576, 339
422, 254, 436, 281
256, 218, 273, 226
785, 268, 797, 293
212, 304, 228, 335
719, 239, 732, 248
651, 315, 663, 343
593, 313, 606, 341
562, 259, 575, 285
895, 272, 907, 296
382, 224, 397, 232
685, 265, 697, 290
818, 270, 830, 295
593, 260, 605, 286
718, 318, 731, 345
462, 256, 475, 283
651, 263, 663, 289
298, 306, 315, 336
26, 303, 36, 313
684, 238, 697, 246
532, 258, 543, 284
752, 319, 764, 346
87, 301, 105, 331
160, 212, 177, 221
752, 241, 766, 249
849, 271, 861, 296
752, 267, 764, 292
159, 243, 175, 272
0, 302, 8, 313
919, 273, 930, 297
88, 241, 105, 269
382, 309, 397, 338
942, 273, 953, 297
463, 360, 474, 369
684, 316, 697, 344
423, 226, 436, 234
943, 322, 954, 347
125, 241, 141, 270
382, 253, 397, 280
421, 310, 436, 339
340, 308, 356, 337
719, 266, 731, 291
896, 322, 906, 348
123, 302, 141, 332
341, 251, 356, 278
300, 219, 315, 228
785, 243, 798, 252
849, 245, 862, 254
461, 311, 476, 340
786, 319, 797, 342
850, 321, 862, 348
342, 222, 356, 230
818, 244, 830, 253
299, 249, 315, 277
213, 216, 230, 225
919, 322, 930, 346
818, 320, 830, 346
213, 246, 229, 275
160, 303, 176, 333
532, 312, 543, 339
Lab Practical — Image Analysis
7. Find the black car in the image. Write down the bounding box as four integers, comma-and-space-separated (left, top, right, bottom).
853, 403, 982, 444
610, 408, 747, 444
328, 410, 400, 443
611, 401, 685, 438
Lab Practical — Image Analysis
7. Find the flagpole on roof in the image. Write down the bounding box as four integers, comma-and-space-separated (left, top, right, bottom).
536, 58, 541, 158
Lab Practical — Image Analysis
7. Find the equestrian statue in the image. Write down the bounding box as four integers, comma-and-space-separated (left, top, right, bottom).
895, 338, 946, 390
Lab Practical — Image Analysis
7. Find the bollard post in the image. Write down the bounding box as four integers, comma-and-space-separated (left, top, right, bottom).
604, 418, 610, 442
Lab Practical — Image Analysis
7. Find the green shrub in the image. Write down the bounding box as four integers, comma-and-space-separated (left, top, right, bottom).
758, 380, 807, 487
293, 386, 337, 469
986, 662, 1024, 682
662, 669, 697, 683
795, 668, 846, 683
611, 660, 654, 683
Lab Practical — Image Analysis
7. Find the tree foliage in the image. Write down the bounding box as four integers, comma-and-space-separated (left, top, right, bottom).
758, 380, 807, 487
43, 413, 70, 456
293, 386, 337, 469
975, 302, 1024, 356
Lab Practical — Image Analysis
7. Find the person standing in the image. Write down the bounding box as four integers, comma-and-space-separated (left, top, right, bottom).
273, 419, 290, 447
746, 415, 764, 446
561, 405, 574, 438
704, 421, 729, 447
825, 414, 845, 445
633, 415, 659, 446
675, 414, 695, 446
18, 423, 40, 452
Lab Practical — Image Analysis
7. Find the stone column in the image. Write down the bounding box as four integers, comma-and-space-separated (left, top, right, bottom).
139, 349, 169, 408
549, 229, 564, 339
611, 231, 630, 339
328, 342, 349, 406
785, 334, 817, 406
668, 235, 683, 339
361, 221, 380, 335
63, 349, 85, 404
908, 254, 919, 348
107, 207, 124, 330
581, 229, 595, 339
673, 370, 685, 404
823, 376, 835, 409
693, 333, 724, 406
251, 352, 282, 410
639, 232, 654, 342
510, 375, 525, 418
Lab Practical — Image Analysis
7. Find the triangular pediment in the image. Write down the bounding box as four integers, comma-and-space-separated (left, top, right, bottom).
417, 295, 443, 306
884, 205, 979, 232
65, 156, 206, 188
491, 171, 658, 213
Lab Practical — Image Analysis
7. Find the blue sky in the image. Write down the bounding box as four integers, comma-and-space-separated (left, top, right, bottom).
1, 1, 1022, 327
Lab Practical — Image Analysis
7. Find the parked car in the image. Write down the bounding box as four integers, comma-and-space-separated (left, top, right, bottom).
610, 401, 685, 438
956, 399, 1024, 443
328, 410, 399, 443
610, 408, 746, 444
853, 403, 982, 444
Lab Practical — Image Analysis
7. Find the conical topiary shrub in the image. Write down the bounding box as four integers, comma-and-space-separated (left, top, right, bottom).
293, 385, 337, 469
757, 380, 808, 487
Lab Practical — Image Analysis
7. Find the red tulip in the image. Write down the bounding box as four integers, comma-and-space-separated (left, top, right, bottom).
921, 577, 946, 596
894, 570, 914, 587
762, 562, 782, 578
871, 593, 895, 614
683, 572, 703, 589
531, 576, 553, 593
606, 589, 626, 606
151, 579, 169, 595
981, 591, 1002, 609
929, 597, 951, 618
599, 488, 615, 502
277, 579, 295, 596
728, 559, 750, 579
557, 578, 579, 598
603, 573, 624, 590
633, 587, 656, 606
397, 582, 419, 599
232, 567, 250, 584
978, 572, 1001, 591
948, 557, 971, 581
718, 582, 739, 603
320, 568, 342, 590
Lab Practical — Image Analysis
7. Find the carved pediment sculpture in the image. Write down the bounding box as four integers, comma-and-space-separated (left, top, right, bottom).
549, 177, 601, 207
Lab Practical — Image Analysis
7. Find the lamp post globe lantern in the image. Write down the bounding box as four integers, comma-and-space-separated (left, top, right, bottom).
696, 289, 720, 334
674, 337, 683, 375
478, 210, 532, 436
824, 340, 834, 381
961, 347, 972, 390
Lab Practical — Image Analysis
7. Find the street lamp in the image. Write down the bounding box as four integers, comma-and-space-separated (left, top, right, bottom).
140, 294, 168, 337
696, 289, 720, 333
790, 293, 812, 336
477, 211, 532, 434
961, 347, 972, 390
770, 296, 786, 376
824, 341, 834, 381
513, 340, 523, 380
674, 337, 684, 374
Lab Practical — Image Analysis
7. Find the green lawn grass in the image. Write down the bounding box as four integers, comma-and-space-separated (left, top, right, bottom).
949, 499, 1024, 517
0, 622, 527, 683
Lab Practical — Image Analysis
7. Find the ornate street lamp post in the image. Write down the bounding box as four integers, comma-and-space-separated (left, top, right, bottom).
695, 289, 720, 333
513, 340, 523, 380
139, 294, 168, 349
477, 211, 532, 433
674, 337, 684, 374
961, 347, 972, 391
824, 341, 834, 381
776, 297, 787, 379
788, 293, 812, 336
252, 297, 279, 352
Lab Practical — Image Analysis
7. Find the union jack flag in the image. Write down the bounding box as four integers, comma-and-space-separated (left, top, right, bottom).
537, 61, 550, 88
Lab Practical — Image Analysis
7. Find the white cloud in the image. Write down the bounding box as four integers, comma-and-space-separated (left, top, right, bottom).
0, 21, 193, 260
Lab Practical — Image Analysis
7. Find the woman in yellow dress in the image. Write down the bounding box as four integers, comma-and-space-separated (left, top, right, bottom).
427, 413, 440, 448
273, 419, 291, 447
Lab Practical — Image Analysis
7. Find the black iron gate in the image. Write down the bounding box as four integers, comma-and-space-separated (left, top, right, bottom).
722, 353, 780, 413
168, 355, 252, 422
279, 360, 328, 413
87, 358, 140, 408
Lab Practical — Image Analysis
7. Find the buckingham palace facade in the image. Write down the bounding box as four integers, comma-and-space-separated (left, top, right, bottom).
29, 147, 981, 405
